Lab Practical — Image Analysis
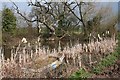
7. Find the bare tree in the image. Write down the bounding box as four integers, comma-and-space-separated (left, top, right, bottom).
12, 1, 52, 35
63, 1, 92, 35
12, 1, 78, 36
11, 0, 115, 37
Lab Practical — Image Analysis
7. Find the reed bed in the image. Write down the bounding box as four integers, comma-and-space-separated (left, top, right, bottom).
0, 35, 118, 78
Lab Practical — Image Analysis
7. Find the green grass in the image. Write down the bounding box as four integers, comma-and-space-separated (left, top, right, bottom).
70, 68, 92, 79
70, 51, 119, 79
93, 51, 119, 74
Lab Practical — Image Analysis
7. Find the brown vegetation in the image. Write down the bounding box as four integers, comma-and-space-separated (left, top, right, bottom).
0, 35, 117, 78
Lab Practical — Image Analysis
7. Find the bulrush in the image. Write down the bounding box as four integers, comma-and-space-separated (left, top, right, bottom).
98, 34, 102, 41
19, 54, 22, 64
83, 43, 88, 52
35, 41, 38, 55
80, 44, 84, 53
106, 30, 110, 35
87, 43, 92, 66
89, 53, 92, 66
26, 53, 29, 63
1, 53, 5, 66
53, 48, 57, 54
78, 54, 82, 68
103, 33, 105, 37
14, 43, 21, 59
37, 37, 41, 42
11, 52, 14, 62
58, 41, 61, 52
30, 50, 33, 59
0, 49, 2, 79
88, 43, 92, 53
42, 47, 46, 54
0, 34, 118, 78
23, 47, 26, 65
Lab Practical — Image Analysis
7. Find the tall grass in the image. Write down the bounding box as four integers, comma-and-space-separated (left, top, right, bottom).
0, 35, 117, 78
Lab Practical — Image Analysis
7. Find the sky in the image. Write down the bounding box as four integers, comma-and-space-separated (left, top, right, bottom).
0, 0, 119, 2
0, 2, 32, 13
0, 0, 119, 13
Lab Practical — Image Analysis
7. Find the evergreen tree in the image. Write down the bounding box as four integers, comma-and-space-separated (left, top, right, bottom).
2, 7, 16, 34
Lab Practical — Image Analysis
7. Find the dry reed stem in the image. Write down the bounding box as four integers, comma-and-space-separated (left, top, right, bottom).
0, 36, 117, 78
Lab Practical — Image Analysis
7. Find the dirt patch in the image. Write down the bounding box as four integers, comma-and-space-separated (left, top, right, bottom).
30, 56, 57, 69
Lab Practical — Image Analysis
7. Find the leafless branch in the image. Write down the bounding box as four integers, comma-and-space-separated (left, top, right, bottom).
11, 1, 56, 32
63, 2, 82, 22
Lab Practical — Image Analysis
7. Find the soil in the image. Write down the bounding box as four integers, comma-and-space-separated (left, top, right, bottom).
92, 60, 120, 78
29, 55, 57, 69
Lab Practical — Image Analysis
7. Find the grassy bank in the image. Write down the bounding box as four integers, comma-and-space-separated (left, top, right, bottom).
93, 51, 119, 74
70, 32, 120, 79
70, 48, 120, 79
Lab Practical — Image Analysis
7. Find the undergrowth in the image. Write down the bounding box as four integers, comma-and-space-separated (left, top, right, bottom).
70, 32, 120, 79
